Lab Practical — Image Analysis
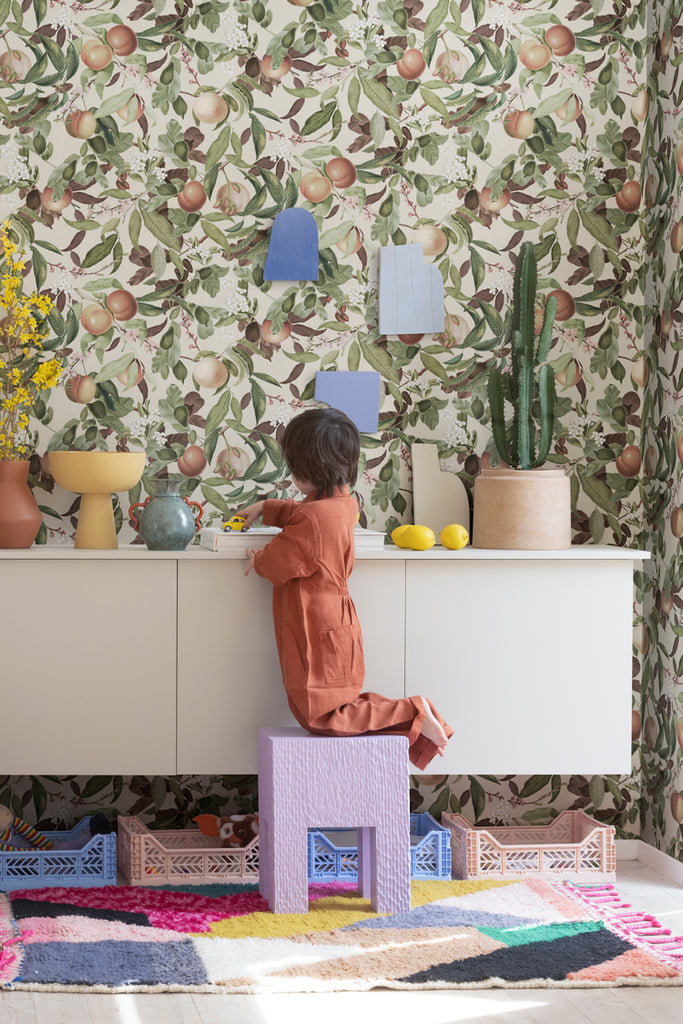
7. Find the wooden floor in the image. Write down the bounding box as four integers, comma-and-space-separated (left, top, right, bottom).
2, 859, 683, 1024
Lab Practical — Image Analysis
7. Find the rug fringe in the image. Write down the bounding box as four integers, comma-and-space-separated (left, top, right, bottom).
559, 882, 683, 965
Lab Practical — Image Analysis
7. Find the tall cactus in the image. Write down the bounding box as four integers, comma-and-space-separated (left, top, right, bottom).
488, 242, 558, 470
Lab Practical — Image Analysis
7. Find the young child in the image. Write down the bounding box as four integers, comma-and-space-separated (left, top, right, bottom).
240, 408, 452, 771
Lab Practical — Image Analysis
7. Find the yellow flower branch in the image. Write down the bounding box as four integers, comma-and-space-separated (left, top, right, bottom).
0, 221, 64, 461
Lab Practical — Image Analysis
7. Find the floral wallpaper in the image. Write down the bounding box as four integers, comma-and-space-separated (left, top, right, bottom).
0, 0, 681, 858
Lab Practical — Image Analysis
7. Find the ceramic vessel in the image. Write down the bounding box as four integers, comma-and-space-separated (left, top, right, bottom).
129, 478, 203, 550
472, 467, 571, 550
0, 460, 42, 548
49, 450, 145, 549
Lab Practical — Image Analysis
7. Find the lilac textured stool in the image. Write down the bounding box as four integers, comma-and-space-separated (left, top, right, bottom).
258, 727, 411, 914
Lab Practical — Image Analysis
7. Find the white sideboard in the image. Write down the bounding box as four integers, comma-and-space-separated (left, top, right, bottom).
0, 544, 647, 775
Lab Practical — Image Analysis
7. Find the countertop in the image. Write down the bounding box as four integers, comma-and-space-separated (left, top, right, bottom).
0, 543, 651, 561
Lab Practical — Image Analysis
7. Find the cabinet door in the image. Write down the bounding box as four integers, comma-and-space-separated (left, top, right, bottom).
176, 558, 405, 773
0, 560, 177, 774
405, 559, 633, 774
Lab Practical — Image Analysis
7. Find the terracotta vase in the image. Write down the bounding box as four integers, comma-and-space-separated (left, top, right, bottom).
472, 467, 571, 550
0, 459, 42, 548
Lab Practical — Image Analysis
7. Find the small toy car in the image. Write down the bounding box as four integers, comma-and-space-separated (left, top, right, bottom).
221, 514, 247, 532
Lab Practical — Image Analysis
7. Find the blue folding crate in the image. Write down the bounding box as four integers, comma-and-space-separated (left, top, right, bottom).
0, 817, 117, 890
307, 812, 451, 882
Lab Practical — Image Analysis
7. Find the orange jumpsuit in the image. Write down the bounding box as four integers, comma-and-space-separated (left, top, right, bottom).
252, 491, 453, 770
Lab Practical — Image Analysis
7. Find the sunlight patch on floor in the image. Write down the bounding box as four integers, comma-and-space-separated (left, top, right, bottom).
248, 990, 550, 1024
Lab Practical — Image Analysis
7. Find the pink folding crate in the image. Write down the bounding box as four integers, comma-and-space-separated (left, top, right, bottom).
117, 816, 259, 886
442, 810, 616, 882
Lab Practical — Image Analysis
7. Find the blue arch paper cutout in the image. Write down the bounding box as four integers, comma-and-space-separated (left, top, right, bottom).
264, 208, 319, 281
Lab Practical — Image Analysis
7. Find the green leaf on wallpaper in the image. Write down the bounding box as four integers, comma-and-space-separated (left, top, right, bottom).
242, 186, 268, 217
519, 775, 551, 799
477, 301, 504, 337
31, 246, 47, 290
567, 207, 579, 249
95, 89, 135, 120
79, 776, 110, 799
205, 125, 232, 169
459, 53, 487, 84
468, 777, 486, 820
300, 101, 337, 136
65, 307, 79, 345
534, 89, 573, 119
359, 340, 400, 383
141, 208, 180, 252
251, 380, 266, 423
427, 787, 450, 820
463, 319, 488, 349
260, 168, 284, 206
359, 73, 396, 118
203, 391, 233, 436
469, 246, 486, 290
588, 776, 604, 809
578, 205, 618, 252
32, 778, 47, 822
577, 467, 619, 516
42, 35, 65, 73
201, 218, 230, 250
479, 35, 503, 72
319, 222, 356, 248
242, 449, 269, 480
420, 352, 450, 387
419, 86, 449, 119
259, 431, 285, 468
249, 115, 266, 158
150, 244, 166, 279
80, 234, 117, 269
94, 354, 137, 383
21, 53, 49, 84
423, 0, 449, 38
589, 508, 605, 542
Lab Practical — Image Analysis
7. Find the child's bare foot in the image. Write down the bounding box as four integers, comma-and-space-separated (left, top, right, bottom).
419, 698, 449, 756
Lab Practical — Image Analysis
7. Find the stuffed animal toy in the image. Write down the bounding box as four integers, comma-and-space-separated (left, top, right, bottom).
193, 813, 259, 847
0, 805, 53, 851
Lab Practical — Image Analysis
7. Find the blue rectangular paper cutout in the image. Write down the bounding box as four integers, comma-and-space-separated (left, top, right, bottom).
314, 371, 381, 433
378, 244, 445, 335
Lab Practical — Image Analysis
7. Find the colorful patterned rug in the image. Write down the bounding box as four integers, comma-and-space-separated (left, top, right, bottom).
2, 879, 683, 993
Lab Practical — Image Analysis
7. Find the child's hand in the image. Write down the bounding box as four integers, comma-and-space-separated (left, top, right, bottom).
236, 500, 265, 531
244, 548, 258, 576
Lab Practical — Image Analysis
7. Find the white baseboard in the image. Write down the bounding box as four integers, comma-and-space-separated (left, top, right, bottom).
617, 838, 683, 886
616, 839, 640, 860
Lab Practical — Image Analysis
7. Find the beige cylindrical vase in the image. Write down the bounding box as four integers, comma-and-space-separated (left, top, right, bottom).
473, 467, 571, 550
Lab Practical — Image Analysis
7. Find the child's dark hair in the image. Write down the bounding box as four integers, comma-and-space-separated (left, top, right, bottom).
281, 408, 360, 498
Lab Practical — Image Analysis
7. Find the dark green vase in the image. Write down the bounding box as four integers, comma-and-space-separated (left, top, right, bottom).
129, 478, 203, 550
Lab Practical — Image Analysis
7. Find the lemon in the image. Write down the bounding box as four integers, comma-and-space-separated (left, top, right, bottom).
403, 524, 436, 550
391, 525, 411, 548
440, 523, 469, 549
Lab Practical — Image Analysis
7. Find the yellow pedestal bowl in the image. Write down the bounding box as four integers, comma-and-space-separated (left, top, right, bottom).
49, 451, 146, 549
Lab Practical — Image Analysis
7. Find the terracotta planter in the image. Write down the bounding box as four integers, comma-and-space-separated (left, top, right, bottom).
473, 467, 571, 550
0, 460, 42, 548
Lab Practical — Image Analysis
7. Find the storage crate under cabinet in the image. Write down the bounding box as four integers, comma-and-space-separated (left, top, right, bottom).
307, 812, 452, 882
442, 810, 616, 882
0, 817, 116, 890
117, 816, 259, 885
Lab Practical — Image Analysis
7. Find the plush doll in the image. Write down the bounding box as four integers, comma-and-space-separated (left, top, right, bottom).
193, 813, 259, 847
0, 805, 53, 851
